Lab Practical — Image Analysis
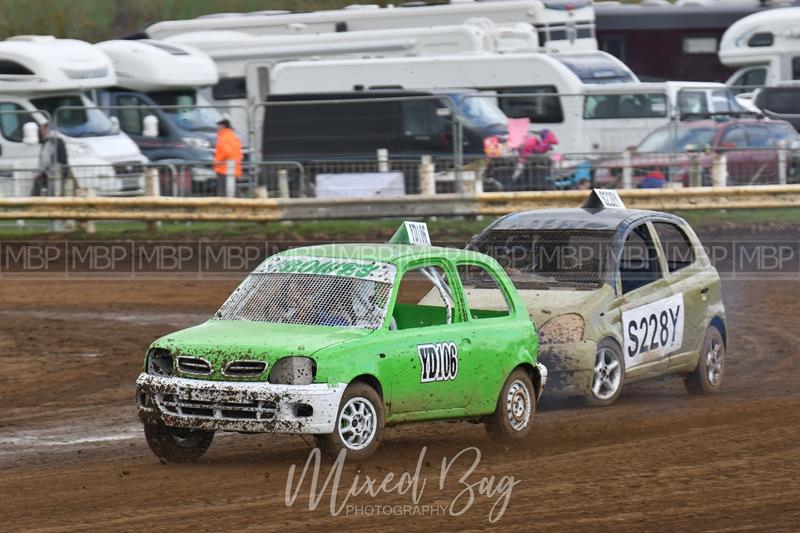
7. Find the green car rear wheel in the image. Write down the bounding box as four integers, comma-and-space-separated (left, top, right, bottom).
485, 368, 535, 441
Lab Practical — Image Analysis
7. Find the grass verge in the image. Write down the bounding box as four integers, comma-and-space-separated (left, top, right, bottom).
0, 208, 797, 242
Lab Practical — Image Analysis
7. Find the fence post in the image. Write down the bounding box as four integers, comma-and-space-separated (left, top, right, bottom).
377, 148, 389, 173
145, 167, 161, 232
145, 167, 160, 197
453, 118, 464, 195
622, 148, 633, 189
77, 187, 96, 234
62, 173, 77, 231
226, 160, 235, 198
419, 155, 435, 195
778, 147, 788, 185
688, 151, 702, 187
48, 162, 63, 232
278, 168, 290, 199
711, 152, 728, 188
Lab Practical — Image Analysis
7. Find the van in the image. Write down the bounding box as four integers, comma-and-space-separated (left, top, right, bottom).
262, 90, 507, 162
262, 54, 742, 154
753, 83, 800, 132
94, 40, 223, 165
0, 36, 147, 196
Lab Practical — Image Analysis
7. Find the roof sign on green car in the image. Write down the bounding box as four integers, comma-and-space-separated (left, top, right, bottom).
388, 221, 431, 246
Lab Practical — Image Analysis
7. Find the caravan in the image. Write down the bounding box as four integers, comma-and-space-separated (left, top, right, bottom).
720, 7, 800, 91
94, 39, 223, 166
144, 0, 596, 52
165, 20, 539, 135
0, 36, 147, 196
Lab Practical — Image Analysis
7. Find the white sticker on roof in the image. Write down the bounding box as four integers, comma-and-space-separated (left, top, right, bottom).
583, 189, 626, 209
255, 255, 396, 283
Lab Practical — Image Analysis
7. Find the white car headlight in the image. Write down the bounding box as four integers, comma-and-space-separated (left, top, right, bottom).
66, 141, 92, 156
182, 137, 212, 149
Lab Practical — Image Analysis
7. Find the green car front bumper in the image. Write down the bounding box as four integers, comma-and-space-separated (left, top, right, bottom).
136, 373, 347, 434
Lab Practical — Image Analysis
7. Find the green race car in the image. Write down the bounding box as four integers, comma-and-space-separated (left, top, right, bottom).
137, 224, 546, 461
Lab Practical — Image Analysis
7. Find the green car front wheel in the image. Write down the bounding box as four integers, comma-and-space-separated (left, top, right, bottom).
316, 381, 385, 460
144, 423, 214, 463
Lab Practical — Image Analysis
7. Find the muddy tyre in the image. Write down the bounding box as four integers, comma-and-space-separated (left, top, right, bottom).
144, 423, 214, 463
583, 338, 625, 407
485, 369, 536, 441
685, 325, 725, 394
316, 382, 384, 460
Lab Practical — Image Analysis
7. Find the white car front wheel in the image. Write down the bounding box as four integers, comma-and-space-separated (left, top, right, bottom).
584, 339, 625, 407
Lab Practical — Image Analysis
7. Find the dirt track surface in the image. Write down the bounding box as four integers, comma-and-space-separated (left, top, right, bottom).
2, 246, 800, 531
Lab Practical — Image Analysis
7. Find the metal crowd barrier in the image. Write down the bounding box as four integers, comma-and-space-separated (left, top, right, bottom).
2, 185, 800, 224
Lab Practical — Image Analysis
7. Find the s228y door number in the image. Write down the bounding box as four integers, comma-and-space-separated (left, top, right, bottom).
622, 294, 685, 368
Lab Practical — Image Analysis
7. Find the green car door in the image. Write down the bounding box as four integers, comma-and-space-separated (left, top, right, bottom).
384, 258, 481, 418
453, 259, 535, 414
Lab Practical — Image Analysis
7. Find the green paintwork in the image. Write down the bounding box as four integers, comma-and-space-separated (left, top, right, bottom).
146, 243, 540, 424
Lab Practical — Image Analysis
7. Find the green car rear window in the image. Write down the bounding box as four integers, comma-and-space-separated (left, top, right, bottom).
217, 256, 395, 329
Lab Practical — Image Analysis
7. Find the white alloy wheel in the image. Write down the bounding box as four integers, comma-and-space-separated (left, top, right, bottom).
592, 346, 622, 401
705, 338, 723, 386
337, 396, 378, 451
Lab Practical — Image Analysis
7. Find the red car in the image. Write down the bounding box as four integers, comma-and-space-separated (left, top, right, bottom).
594, 118, 799, 186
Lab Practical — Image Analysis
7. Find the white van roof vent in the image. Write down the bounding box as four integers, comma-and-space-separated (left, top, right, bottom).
62, 65, 110, 80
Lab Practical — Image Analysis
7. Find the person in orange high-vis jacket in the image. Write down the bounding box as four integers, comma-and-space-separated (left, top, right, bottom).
214, 118, 243, 196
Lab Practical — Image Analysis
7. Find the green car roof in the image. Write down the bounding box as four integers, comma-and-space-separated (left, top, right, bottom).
279, 243, 492, 265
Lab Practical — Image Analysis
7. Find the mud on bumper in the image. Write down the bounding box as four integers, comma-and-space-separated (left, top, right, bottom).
537, 340, 597, 396
136, 373, 346, 434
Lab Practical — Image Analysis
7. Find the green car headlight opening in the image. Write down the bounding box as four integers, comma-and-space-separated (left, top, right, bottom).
268, 356, 316, 385
147, 348, 174, 376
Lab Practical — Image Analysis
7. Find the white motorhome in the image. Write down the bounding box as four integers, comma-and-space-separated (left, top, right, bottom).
94, 39, 224, 167
261, 55, 741, 154
720, 7, 800, 91
165, 20, 539, 133
144, 0, 597, 52
0, 36, 147, 196
257, 51, 633, 154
